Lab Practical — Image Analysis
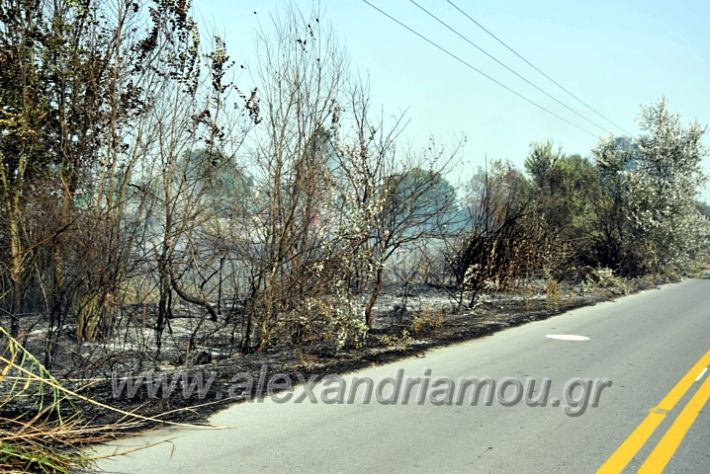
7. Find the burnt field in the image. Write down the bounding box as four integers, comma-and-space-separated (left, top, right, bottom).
1, 275, 670, 438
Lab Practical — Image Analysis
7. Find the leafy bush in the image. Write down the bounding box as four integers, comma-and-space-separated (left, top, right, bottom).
587, 268, 626, 289
273, 296, 368, 350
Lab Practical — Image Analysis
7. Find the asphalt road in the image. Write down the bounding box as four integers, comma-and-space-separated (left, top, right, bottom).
94, 279, 710, 473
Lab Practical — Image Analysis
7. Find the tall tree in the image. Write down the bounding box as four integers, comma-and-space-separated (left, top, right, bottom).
0, 0, 240, 352
592, 99, 710, 275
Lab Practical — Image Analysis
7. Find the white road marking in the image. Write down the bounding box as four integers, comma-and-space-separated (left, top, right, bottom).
544, 334, 590, 342
695, 367, 708, 382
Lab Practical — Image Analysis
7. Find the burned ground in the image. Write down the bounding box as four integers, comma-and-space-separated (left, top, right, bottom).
1, 275, 672, 441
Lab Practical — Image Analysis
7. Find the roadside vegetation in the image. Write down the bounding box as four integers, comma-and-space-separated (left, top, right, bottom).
1, 1, 709, 471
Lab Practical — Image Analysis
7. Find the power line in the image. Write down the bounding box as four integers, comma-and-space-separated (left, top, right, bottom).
409, 0, 610, 135
446, 0, 631, 136
360, 0, 599, 138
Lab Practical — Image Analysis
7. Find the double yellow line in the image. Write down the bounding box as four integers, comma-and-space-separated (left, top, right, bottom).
597, 349, 710, 473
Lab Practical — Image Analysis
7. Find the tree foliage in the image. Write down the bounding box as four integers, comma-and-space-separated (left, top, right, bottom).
592, 99, 709, 275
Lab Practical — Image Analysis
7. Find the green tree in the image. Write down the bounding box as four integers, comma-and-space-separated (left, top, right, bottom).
382, 168, 459, 235
592, 99, 710, 275
525, 141, 600, 263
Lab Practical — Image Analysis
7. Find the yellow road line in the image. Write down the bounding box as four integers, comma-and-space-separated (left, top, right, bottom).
596, 349, 710, 474
637, 368, 710, 473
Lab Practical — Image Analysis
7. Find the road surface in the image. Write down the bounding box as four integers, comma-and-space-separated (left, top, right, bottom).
94, 279, 710, 473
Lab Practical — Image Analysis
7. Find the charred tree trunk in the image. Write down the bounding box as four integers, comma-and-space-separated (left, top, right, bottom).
364, 266, 383, 329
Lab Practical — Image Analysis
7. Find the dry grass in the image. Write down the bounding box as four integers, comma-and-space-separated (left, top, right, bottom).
0, 326, 202, 473
0, 326, 93, 473
411, 305, 446, 335
1, 418, 94, 473
545, 278, 562, 307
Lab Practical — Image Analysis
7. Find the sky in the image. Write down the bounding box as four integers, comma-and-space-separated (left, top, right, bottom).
195, 0, 710, 198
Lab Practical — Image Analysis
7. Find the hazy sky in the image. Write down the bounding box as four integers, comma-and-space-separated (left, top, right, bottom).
196, 0, 710, 197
